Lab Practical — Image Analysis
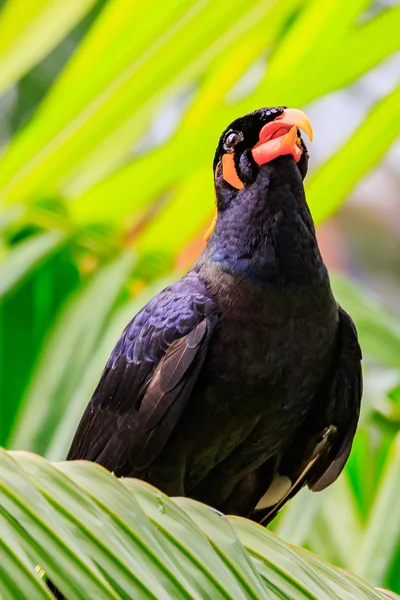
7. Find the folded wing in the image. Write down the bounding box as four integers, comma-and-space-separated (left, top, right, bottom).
67, 274, 219, 476
254, 305, 362, 524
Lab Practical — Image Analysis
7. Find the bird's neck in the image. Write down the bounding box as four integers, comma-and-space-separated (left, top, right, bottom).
198, 159, 329, 294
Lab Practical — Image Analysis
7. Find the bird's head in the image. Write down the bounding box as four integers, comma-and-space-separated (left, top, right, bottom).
204, 106, 313, 242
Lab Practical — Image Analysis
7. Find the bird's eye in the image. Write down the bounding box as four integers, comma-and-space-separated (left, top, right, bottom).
224, 131, 243, 151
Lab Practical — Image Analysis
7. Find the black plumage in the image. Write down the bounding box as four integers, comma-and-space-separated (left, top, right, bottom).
67, 106, 362, 523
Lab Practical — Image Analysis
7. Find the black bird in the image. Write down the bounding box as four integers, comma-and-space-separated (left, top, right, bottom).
68, 106, 362, 523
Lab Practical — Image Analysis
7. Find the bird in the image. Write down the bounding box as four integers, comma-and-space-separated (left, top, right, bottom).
67, 106, 362, 524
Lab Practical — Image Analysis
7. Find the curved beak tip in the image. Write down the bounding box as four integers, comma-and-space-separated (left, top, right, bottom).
277, 108, 313, 142
304, 122, 313, 142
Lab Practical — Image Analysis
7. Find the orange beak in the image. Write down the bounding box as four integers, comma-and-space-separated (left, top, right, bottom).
252, 108, 313, 166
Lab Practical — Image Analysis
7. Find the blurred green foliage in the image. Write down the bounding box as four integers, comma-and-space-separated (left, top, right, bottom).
0, 0, 399, 594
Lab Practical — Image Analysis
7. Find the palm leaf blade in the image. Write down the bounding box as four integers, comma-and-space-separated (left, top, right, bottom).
0, 449, 397, 600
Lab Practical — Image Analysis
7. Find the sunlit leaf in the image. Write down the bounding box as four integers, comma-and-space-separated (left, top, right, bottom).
231, 517, 386, 600
272, 488, 324, 547
0, 449, 396, 600
0, 515, 52, 600
0, 0, 96, 95
308, 87, 400, 223
0, 231, 64, 297
331, 273, 400, 369
308, 475, 363, 570
356, 434, 400, 586
261, 5, 400, 106
8, 251, 135, 455
0, 0, 280, 204
55, 0, 301, 213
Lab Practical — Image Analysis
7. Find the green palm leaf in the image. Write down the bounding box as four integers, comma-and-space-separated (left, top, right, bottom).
8, 251, 136, 456
0, 449, 398, 600
0, 0, 96, 96
0, 231, 64, 298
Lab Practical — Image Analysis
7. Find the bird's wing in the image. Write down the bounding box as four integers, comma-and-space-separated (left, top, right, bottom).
67, 274, 219, 474
255, 305, 362, 524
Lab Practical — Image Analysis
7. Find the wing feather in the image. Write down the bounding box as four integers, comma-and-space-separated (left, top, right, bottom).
67, 275, 218, 477
131, 318, 216, 470
254, 305, 362, 524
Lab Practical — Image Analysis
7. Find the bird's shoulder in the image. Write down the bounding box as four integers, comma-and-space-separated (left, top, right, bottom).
108, 271, 218, 369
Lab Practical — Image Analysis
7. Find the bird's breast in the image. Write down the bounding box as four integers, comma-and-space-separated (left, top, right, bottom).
201, 262, 339, 400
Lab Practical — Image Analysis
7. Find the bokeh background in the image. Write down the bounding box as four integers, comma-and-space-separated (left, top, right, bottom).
0, 0, 399, 593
